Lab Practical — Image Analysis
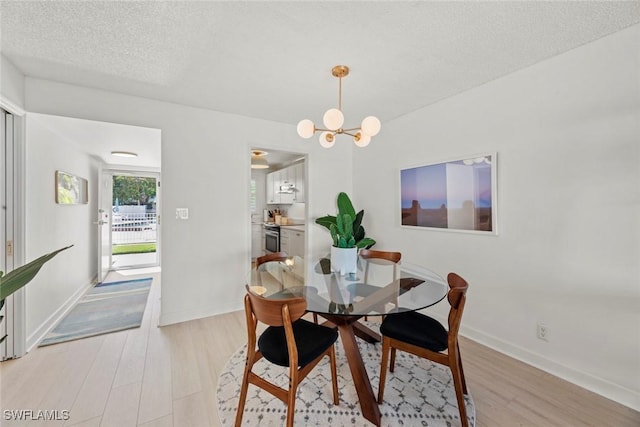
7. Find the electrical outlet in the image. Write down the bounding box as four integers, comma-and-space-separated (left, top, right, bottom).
537, 323, 549, 341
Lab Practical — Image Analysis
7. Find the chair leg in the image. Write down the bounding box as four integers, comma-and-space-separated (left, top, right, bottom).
390, 347, 397, 373
457, 342, 468, 394
313, 313, 318, 324
286, 367, 299, 427
329, 346, 339, 405
377, 337, 390, 404
450, 360, 469, 427
234, 351, 254, 427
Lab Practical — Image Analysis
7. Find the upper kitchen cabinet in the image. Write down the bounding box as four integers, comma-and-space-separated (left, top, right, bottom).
266, 161, 305, 204
292, 162, 305, 203
266, 172, 277, 204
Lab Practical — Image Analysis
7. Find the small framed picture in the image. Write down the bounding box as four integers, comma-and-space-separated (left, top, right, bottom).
55, 171, 88, 205
400, 153, 497, 234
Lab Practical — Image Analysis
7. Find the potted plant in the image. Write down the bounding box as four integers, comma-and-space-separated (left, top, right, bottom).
0, 245, 72, 313
316, 192, 375, 275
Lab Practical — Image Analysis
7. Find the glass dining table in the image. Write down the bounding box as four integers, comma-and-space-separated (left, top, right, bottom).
248, 254, 448, 427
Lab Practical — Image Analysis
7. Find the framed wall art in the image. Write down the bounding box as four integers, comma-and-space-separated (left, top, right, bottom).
400, 153, 497, 234
55, 170, 88, 205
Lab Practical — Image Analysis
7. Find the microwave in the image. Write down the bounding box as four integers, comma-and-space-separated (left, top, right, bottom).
278, 184, 295, 194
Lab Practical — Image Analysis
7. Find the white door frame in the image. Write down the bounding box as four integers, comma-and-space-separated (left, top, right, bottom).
99, 168, 161, 274
1, 105, 26, 360
97, 165, 113, 282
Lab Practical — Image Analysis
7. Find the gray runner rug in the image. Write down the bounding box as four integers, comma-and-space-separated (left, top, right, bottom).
39, 277, 152, 346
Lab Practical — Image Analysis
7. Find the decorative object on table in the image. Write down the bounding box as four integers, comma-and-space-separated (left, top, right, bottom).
55, 170, 88, 204
297, 65, 381, 148
217, 321, 475, 427
400, 153, 497, 233
378, 273, 470, 427
39, 277, 152, 346
316, 192, 375, 275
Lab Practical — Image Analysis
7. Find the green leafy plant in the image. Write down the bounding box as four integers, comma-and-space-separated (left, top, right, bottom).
0, 245, 73, 310
316, 192, 375, 249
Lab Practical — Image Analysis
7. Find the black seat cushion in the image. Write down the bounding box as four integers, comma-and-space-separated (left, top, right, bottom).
258, 319, 339, 368
380, 311, 448, 352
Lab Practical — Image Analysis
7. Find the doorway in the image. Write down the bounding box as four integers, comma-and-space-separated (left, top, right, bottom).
250, 148, 307, 264
98, 170, 160, 281
1, 108, 24, 360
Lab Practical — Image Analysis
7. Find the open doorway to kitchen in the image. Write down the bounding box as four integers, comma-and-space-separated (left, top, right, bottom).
250, 148, 307, 265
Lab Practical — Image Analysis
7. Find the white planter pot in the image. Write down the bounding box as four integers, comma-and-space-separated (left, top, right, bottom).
331, 246, 357, 276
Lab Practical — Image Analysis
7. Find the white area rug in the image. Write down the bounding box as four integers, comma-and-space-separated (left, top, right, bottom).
217, 322, 475, 426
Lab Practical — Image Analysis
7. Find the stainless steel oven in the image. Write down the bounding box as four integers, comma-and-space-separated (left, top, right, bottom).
264, 224, 280, 253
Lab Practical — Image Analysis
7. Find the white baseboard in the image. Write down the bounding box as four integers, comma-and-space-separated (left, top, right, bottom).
25, 276, 96, 352
442, 316, 640, 412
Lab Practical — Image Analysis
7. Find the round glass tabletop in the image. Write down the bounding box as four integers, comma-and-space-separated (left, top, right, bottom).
249, 255, 448, 317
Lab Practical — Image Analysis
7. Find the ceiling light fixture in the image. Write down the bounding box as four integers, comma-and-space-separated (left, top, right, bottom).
297, 65, 381, 148
251, 150, 269, 169
111, 151, 138, 158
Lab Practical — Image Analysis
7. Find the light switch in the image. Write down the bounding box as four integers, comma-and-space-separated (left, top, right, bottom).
176, 208, 189, 219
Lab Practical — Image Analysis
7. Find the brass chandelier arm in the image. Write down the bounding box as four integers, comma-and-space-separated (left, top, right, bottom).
313, 127, 359, 137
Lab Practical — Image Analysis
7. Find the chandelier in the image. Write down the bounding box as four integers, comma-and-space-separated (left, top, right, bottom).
297, 65, 381, 148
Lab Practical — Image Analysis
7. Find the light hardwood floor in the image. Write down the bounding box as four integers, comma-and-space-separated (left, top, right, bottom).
1, 270, 638, 427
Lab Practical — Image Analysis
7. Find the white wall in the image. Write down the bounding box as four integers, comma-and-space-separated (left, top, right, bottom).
1, 54, 25, 111
24, 114, 99, 347
24, 79, 353, 326
353, 25, 640, 409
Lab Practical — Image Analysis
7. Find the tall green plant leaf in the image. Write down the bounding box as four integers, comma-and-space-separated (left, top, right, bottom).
315, 215, 336, 230
336, 192, 356, 221
353, 210, 364, 232
356, 238, 376, 249
0, 245, 73, 300
336, 213, 345, 235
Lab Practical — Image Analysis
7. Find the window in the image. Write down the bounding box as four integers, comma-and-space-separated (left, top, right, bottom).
250, 179, 257, 213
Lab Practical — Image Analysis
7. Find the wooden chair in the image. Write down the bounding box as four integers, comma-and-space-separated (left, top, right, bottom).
235, 286, 339, 427
358, 249, 402, 321
256, 251, 289, 267
255, 251, 289, 290
257, 251, 318, 323
377, 273, 470, 427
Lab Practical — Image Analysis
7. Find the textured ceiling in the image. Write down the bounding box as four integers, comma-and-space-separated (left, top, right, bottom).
3, 2, 635, 395
2, 1, 640, 127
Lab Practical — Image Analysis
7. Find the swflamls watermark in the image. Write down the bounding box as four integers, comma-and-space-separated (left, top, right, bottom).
3, 409, 70, 421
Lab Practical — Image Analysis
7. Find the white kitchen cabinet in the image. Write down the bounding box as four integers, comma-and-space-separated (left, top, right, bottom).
280, 228, 290, 254
292, 162, 305, 203
266, 172, 277, 204
266, 162, 304, 205
281, 227, 305, 258
251, 224, 263, 258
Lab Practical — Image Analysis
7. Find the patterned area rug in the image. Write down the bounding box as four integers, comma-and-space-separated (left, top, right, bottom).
217, 322, 475, 426
39, 277, 152, 346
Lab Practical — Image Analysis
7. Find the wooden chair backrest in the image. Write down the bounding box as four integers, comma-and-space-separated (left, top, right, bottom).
245, 285, 306, 327
446, 272, 469, 340
359, 249, 402, 285
256, 251, 289, 267
359, 249, 402, 263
